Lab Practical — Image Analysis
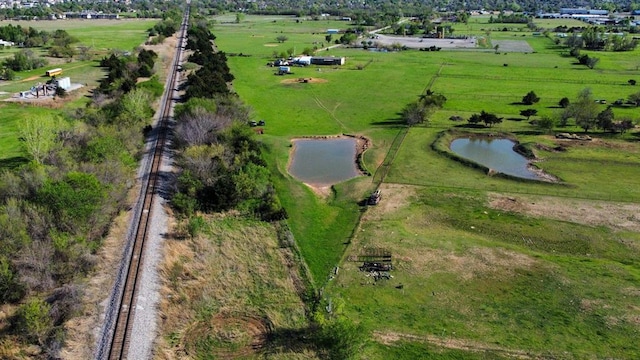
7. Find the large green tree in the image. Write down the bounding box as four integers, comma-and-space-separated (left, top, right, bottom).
20, 115, 60, 165
596, 107, 614, 131
37, 172, 107, 234
566, 88, 599, 132
522, 91, 540, 105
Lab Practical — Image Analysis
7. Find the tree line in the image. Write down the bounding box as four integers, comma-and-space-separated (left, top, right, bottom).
0, 44, 165, 359
453, 89, 638, 133
0, 0, 185, 20
171, 19, 286, 222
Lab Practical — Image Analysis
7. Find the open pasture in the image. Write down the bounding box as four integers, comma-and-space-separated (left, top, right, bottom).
1, 19, 156, 51
213, 14, 640, 357
0, 103, 61, 167
329, 184, 640, 358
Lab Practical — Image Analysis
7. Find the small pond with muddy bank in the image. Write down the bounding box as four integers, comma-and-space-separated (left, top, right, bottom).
449, 137, 544, 180
288, 136, 367, 187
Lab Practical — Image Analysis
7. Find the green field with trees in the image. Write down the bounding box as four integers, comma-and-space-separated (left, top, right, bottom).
206, 12, 640, 358
1, 2, 640, 357
0, 12, 184, 357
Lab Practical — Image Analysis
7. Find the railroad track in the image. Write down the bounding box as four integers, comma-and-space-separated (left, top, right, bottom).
95, 5, 190, 360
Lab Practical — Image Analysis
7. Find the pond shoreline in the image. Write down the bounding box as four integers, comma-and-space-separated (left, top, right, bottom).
289, 134, 372, 196
435, 130, 561, 183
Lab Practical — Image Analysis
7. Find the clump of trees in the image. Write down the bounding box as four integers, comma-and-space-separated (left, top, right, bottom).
520, 108, 537, 120
47, 29, 79, 60
182, 23, 233, 100
401, 90, 446, 126
522, 90, 540, 105
0, 66, 15, 80
2, 49, 47, 71
468, 110, 503, 127
628, 91, 640, 107
489, 13, 530, 23
563, 88, 599, 132
577, 53, 600, 69
97, 48, 158, 95
0, 24, 50, 47
565, 27, 638, 52
172, 22, 286, 222
559, 97, 570, 108
561, 88, 636, 133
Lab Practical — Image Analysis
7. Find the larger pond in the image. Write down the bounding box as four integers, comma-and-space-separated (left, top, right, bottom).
289, 138, 360, 186
450, 138, 541, 180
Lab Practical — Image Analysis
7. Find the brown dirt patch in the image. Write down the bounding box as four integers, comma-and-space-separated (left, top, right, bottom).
374, 331, 538, 359
363, 184, 416, 220
488, 193, 640, 232
21, 75, 41, 82
264, 43, 279, 47
305, 184, 332, 197
398, 246, 537, 281
551, 135, 639, 152
280, 77, 328, 84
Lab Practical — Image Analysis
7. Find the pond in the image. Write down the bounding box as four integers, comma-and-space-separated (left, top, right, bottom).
289, 138, 360, 186
450, 138, 541, 180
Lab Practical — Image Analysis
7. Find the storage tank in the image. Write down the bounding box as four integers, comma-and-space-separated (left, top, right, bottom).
57, 77, 71, 90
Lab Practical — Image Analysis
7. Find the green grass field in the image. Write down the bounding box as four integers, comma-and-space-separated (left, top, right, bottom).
0, 19, 155, 165
1, 19, 156, 51
211, 14, 640, 358
0, 103, 60, 167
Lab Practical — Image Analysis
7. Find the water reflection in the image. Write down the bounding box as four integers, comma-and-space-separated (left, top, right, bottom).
450, 138, 541, 180
289, 138, 360, 185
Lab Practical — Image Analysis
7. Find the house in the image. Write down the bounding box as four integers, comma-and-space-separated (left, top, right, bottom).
0, 39, 15, 47
310, 56, 345, 66
560, 8, 608, 16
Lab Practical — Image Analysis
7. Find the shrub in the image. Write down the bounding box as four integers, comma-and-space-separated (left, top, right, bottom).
0, 256, 25, 303
187, 216, 206, 238
15, 298, 53, 345
137, 76, 164, 98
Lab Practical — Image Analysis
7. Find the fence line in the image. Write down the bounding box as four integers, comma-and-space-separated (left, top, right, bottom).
373, 63, 447, 185
385, 180, 640, 203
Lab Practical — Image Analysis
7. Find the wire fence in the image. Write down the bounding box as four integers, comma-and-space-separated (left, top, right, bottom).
386, 179, 640, 203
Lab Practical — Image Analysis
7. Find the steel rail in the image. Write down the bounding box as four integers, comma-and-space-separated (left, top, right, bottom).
102, 6, 190, 360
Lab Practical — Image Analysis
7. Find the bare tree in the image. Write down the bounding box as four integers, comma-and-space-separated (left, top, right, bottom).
174, 108, 232, 147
